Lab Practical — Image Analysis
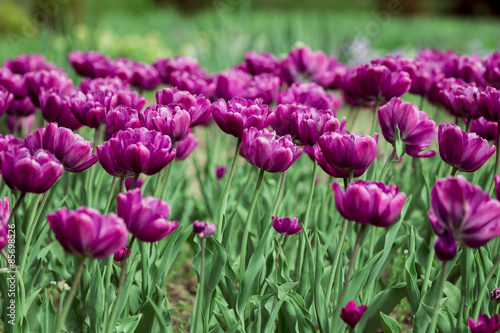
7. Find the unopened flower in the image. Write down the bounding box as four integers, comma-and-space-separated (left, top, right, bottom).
193, 221, 216, 238
271, 216, 302, 235
340, 300, 367, 328
215, 166, 227, 179
113, 246, 130, 262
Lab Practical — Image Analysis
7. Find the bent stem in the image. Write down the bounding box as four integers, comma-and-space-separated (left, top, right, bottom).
217, 138, 242, 239
331, 223, 368, 330
130, 174, 140, 191
192, 238, 207, 333
473, 255, 500, 319
239, 168, 265, 278
427, 261, 449, 333
271, 171, 287, 217
55, 256, 86, 333
275, 234, 284, 283
107, 237, 136, 333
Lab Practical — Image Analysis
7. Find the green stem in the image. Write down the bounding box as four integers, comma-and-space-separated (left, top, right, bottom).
489, 125, 500, 194
192, 238, 207, 333
55, 256, 86, 333
459, 248, 472, 326
217, 138, 242, 239
271, 171, 287, 217
451, 167, 458, 177
107, 237, 136, 333
160, 163, 173, 199
153, 171, 163, 198
92, 125, 101, 155
427, 261, 449, 333
331, 224, 368, 330
419, 95, 425, 111
130, 174, 140, 191
473, 255, 500, 319
326, 218, 348, 308
141, 242, 149, 297
119, 176, 125, 193
104, 178, 117, 214
8, 192, 26, 225
465, 117, 471, 133
275, 234, 284, 283
379, 147, 397, 182
239, 168, 265, 278
19, 193, 43, 274
348, 107, 360, 132
1, 249, 25, 330
369, 99, 381, 135
421, 235, 436, 296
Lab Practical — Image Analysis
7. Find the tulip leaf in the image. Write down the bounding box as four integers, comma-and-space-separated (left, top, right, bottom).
116, 314, 143, 333
394, 125, 405, 159
405, 226, 420, 313
380, 312, 401, 333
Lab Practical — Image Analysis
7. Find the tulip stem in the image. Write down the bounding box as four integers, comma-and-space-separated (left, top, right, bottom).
472, 254, 500, 319
55, 256, 86, 333
419, 95, 425, 111
326, 218, 348, 308
275, 234, 284, 284
427, 261, 449, 333
240, 168, 265, 278
19, 192, 44, 274
369, 99, 381, 135
92, 125, 101, 155
192, 238, 207, 333
348, 106, 360, 132
119, 176, 125, 193
8, 192, 26, 225
107, 237, 136, 333
421, 234, 436, 296
217, 138, 242, 239
331, 223, 368, 331
489, 125, 500, 194
271, 171, 287, 217
451, 167, 458, 177
104, 178, 117, 214
130, 174, 140, 191
380, 147, 396, 182
465, 117, 471, 133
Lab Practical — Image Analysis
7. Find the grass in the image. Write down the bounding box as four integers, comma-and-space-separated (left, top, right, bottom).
1, 8, 499, 72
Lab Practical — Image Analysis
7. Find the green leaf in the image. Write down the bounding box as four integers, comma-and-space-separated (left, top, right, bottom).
380, 312, 401, 333
116, 314, 143, 333
394, 125, 405, 159
405, 226, 420, 313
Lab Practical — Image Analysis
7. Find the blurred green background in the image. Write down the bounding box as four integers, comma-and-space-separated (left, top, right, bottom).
0, 0, 499, 72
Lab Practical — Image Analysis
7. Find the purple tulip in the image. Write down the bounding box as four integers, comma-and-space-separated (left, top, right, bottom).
156, 88, 211, 127
0, 197, 10, 250
40, 88, 83, 131
470, 117, 498, 142
271, 103, 306, 138
0, 87, 13, 117
47, 207, 129, 259
214, 69, 253, 100
97, 128, 176, 177
484, 52, 500, 88
378, 97, 437, 158
443, 54, 487, 86
468, 314, 500, 333
280, 46, 330, 85
114, 89, 146, 111
67, 51, 113, 78
176, 133, 198, 160
476, 87, 500, 123
1, 147, 63, 193
314, 56, 347, 90
244, 51, 281, 76
318, 131, 378, 172
193, 221, 216, 238
271, 216, 303, 235
6, 114, 36, 136
128, 62, 161, 91
139, 104, 191, 142
491, 288, 500, 302
243, 73, 281, 105
333, 180, 406, 227
154, 56, 206, 85
306, 146, 367, 179
211, 97, 274, 138
215, 165, 227, 179
80, 77, 128, 94
439, 84, 480, 119
428, 77, 468, 106
69, 91, 109, 128
292, 107, 346, 147
278, 82, 342, 111
24, 123, 97, 172
0, 134, 22, 155
117, 189, 178, 242
5, 54, 58, 75
240, 128, 302, 173
438, 123, 495, 172
104, 106, 141, 140
495, 175, 500, 201
0, 71, 27, 100
340, 301, 367, 328
25, 69, 74, 107
429, 176, 500, 261
113, 246, 130, 262
125, 177, 143, 190
169, 71, 212, 96
402, 60, 444, 96
6, 97, 37, 117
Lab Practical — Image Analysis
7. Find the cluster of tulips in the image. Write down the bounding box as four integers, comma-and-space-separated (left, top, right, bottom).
0, 46, 500, 332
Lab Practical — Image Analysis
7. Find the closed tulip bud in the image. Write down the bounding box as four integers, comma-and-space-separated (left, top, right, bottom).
48, 207, 129, 259
491, 288, 500, 302
240, 128, 302, 173
176, 133, 198, 160
211, 97, 274, 138
438, 123, 495, 172
193, 221, 216, 238
0, 197, 10, 250
215, 165, 227, 179
333, 180, 406, 227
117, 189, 178, 242
97, 128, 176, 177
271, 216, 303, 235
429, 176, 500, 261
40, 88, 83, 131
340, 301, 367, 328
378, 97, 437, 158
24, 123, 97, 172
1, 147, 63, 194
113, 246, 130, 262
476, 86, 500, 123
468, 314, 500, 333
318, 131, 378, 171
139, 104, 191, 142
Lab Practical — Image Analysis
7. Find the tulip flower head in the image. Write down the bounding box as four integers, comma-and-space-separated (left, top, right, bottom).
113, 246, 130, 262
215, 166, 228, 179
491, 288, 500, 302
139, 104, 191, 142
340, 301, 367, 328
271, 216, 303, 236
193, 221, 216, 238
468, 314, 500, 333
0, 197, 10, 250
